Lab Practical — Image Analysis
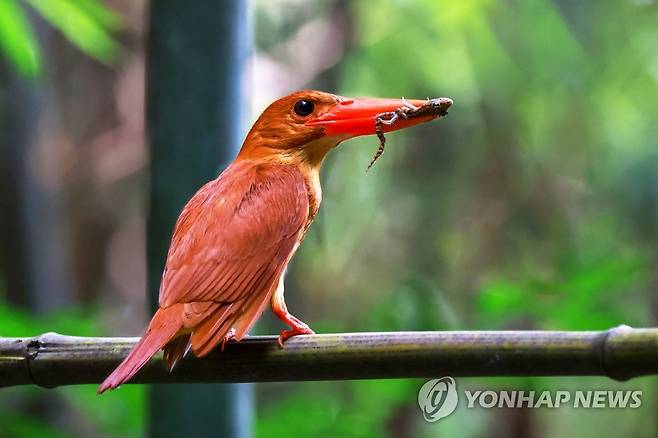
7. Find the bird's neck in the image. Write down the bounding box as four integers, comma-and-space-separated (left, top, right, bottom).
236, 136, 339, 229
299, 161, 322, 230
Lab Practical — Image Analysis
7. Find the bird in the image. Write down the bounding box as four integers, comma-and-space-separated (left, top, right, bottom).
98, 90, 452, 393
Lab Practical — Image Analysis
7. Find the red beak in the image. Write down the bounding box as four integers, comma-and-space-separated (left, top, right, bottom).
306, 96, 453, 138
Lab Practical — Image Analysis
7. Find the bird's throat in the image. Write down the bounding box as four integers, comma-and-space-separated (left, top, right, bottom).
300, 162, 323, 231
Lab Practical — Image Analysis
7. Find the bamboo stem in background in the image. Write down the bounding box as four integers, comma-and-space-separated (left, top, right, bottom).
1, 326, 657, 389
146, 2, 251, 437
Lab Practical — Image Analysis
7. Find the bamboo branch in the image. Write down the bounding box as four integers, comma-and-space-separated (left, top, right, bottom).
1, 326, 657, 389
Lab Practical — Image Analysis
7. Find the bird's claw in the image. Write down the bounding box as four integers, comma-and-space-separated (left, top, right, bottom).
277, 325, 315, 348
220, 328, 236, 352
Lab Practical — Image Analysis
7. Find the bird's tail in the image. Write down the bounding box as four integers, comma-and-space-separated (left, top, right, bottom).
97, 306, 183, 394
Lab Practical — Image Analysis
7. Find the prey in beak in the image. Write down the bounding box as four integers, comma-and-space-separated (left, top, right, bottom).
369, 97, 453, 171
306, 96, 453, 170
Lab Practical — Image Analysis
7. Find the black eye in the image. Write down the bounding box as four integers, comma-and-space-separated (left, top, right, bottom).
293, 99, 314, 116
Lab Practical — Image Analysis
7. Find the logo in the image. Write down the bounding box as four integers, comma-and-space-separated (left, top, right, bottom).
418, 377, 459, 422
418, 377, 643, 423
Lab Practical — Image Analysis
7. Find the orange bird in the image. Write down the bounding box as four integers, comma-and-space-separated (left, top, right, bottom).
98, 90, 452, 393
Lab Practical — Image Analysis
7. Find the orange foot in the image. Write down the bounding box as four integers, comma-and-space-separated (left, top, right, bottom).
278, 322, 315, 348
220, 328, 236, 352
271, 296, 315, 348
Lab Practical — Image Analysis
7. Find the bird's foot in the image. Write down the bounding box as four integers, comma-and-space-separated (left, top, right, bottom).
220, 328, 236, 352
277, 323, 315, 348
271, 297, 315, 347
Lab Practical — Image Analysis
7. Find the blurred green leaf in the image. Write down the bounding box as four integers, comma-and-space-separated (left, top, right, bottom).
70, 0, 122, 30
0, 301, 100, 337
25, 0, 120, 64
0, 0, 120, 77
0, 0, 41, 77
477, 249, 649, 330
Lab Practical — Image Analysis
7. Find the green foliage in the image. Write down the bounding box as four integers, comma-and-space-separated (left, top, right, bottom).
0, 0, 41, 76
0, 0, 121, 77
0, 303, 145, 437
0, 409, 72, 438
59, 385, 145, 438
478, 247, 650, 330
0, 302, 99, 337
0, 384, 145, 438
256, 379, 419, 438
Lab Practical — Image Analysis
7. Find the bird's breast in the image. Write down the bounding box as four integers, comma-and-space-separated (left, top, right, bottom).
302, 166, 322, 232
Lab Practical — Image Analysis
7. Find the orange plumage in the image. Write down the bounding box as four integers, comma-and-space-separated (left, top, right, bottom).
98, 90, 451, 393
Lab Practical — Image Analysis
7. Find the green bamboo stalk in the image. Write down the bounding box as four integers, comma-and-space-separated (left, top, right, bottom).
145, 1, 251, 437
1, 326, 657, 389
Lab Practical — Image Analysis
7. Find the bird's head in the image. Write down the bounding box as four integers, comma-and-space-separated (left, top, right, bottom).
237, 90, 452, 168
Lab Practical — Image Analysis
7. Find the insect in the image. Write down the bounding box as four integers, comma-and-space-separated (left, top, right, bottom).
367, 97, 451, 171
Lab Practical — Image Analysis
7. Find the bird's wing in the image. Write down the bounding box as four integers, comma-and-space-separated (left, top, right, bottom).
158, 161, 309, 339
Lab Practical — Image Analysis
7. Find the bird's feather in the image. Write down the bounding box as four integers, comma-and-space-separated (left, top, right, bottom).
98, 161, 309, 392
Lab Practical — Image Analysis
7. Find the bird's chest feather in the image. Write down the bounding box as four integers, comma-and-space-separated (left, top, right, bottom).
302, 168, 322, 232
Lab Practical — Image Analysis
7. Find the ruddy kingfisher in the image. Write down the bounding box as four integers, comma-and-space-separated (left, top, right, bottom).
98, 90, 452, 393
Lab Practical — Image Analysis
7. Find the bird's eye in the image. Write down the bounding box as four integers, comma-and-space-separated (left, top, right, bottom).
293, 100, 314, 117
